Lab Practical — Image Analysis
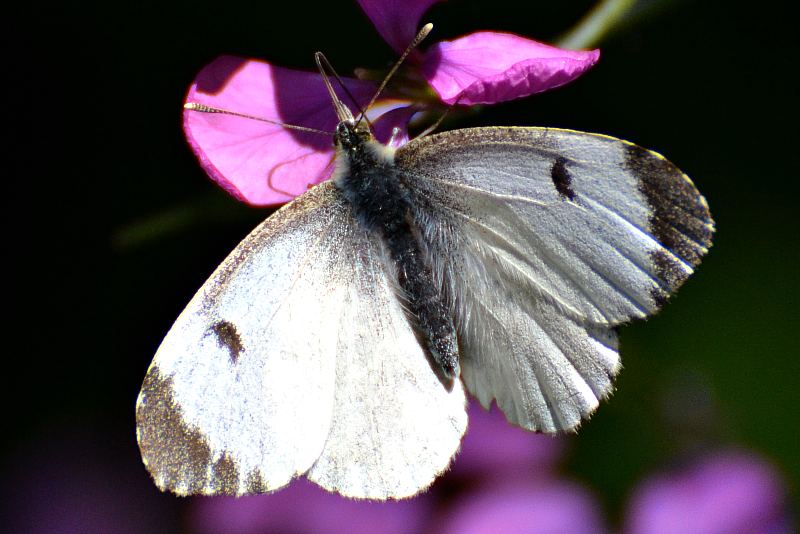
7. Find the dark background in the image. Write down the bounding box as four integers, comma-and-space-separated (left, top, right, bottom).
4, 0, 797, 530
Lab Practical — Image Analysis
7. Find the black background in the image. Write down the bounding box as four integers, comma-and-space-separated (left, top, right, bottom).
4, 0, 798, 530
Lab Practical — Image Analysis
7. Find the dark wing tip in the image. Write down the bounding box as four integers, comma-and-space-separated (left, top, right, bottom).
623, 143, 715, 300
136, 367, 242, 496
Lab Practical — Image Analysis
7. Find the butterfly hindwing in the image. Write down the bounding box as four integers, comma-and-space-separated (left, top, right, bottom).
395, 127, 713, 432
307, 221, 467, 498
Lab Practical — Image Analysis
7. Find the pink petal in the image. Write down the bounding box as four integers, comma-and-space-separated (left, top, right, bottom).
450, 401, 564, 480
3, 427, 177, 533
356, 0, 443, 54
369, 103, 417, 147
421, 32, 600, 105
189, 479, 431, 534
184, 56, 377, 206
438, 479, 607, 534
625, 450, 792, 534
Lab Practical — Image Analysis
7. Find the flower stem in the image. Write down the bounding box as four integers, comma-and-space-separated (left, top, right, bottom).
556, 0, 637, 49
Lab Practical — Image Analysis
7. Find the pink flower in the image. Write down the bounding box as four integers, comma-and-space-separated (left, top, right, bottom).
420, 31, 601, 105
188, 479, 431, 534
1, 427, 178, 534
625, 450, 793, 534
436, 479, 607, 534
449, 401, 564, 482
184, 0, 599, 206
358, 0, 600, 105
183, 58, 381, 206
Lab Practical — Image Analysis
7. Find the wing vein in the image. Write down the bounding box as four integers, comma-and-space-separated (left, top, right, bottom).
404, 170, 548, 207
461, 283, 553, 431
411, 185, 604, 320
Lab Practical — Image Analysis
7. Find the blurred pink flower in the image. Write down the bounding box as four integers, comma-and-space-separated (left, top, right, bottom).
189, 479, 430, 534
1, 427, 178, 534
436, 479, 607, 534
449, 401, 564, 482
184, 0, 599, 206
188, 400, 576, 533
625, 450, 792, 534
432, 403, 600, 532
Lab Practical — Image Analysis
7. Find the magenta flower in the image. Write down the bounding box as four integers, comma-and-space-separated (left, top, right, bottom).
184, 58, 377, 206
189, 479, 431, 534
184, 0, 599, 206
625, 450, 793, 534
436, 479, 607, 534
449, 401, 564, 482
1, 427, 177, 534
434, 403, 603, 533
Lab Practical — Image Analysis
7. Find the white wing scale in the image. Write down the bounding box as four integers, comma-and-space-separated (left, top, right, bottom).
136, 181, 467, 499
308, 233, 467, 498
396, 127, 713, 432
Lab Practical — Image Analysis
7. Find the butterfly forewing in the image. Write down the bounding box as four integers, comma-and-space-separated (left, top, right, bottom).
136, 181, 467, 499
395, 127, 713, 431
137, 183, 346, 495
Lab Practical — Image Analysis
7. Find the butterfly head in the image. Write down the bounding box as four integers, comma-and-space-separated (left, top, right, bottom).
334, 120, 373, 153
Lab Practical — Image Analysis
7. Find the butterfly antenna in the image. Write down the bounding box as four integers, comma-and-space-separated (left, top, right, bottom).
183, 103, 331, 136
415, 94, 464, 139
314, 52, 370, 129
356, 23, 433, 129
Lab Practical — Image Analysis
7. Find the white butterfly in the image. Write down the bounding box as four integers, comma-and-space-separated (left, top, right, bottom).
136, 66, 713, 501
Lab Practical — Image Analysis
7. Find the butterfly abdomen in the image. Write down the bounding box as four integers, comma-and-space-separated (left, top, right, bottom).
334, 130, 459, 379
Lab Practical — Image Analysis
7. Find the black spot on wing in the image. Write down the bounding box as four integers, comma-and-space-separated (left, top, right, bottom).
624, 144, 714, 300
211, 320, 244, 363
551, 156, 576, 201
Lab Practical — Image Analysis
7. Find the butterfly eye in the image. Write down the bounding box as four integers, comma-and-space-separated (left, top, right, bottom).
335, 120, 369, 151
335, 122, 352, 146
